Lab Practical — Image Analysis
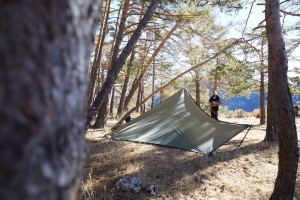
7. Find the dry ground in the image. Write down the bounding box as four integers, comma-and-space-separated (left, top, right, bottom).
80, 117, 300, 200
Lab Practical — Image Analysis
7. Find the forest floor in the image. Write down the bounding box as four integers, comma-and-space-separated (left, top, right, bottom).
81, 116, 300, 200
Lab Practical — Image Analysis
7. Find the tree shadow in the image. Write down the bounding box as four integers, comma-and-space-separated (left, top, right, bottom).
80, 133, 273, 200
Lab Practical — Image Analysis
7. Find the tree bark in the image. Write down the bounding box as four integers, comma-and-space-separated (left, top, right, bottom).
111, 0, 130, 64
88, 0, 112, 107
87, 0, 161, 127
94, 97, 109, 128
259, 68, 266, 125
93, 0, 131, 128
151, 59, 156, 108
117, 1, 145, 117
265, 77, 279, 142
259, 38, 266, 125
213, 56, 219, 91
265, 110, 279, 142
0, 1, 99, 199
141, 83, 146, 113
124, 68, 146, 111
107, 3, 122, 68
110, 85, 115, 116
266, 0, 299, 199
195, 70, 201, 106
117, 48, 136, 116
136, 83, 142, 113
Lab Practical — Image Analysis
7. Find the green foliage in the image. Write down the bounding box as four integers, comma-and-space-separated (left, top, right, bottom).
180, 0, 245, 12
225, 61, 255, 94
209, 63, 226, 81
106, 0, 265, 107
290, 76, 300, 94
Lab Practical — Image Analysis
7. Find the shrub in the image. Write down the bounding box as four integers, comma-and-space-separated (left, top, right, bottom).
252, 108, 267, 118
252, 109, 261, 118
294, 105, 300, 117
225, 109, 252, 118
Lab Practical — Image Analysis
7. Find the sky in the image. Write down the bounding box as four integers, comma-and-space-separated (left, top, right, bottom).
216, 2, 299, 75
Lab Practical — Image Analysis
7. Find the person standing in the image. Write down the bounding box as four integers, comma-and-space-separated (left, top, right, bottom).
209, 90, 220, 120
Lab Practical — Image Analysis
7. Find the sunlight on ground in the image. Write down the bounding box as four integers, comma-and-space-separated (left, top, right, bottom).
82, 117, 300, 200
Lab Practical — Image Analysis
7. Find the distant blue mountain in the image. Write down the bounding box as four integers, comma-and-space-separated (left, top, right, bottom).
294, 94, 300, 104
148, 92, 300, 112
223, 93, 300, 112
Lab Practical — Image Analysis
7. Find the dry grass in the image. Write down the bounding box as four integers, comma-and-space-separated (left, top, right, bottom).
225, 109, 266, 118
225, 109, 253, 118
80, 117, 300, 200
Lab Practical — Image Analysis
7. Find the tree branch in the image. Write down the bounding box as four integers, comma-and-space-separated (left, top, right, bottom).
242, 0, 256, 37
253, 25, 266, 30
279, 9, 300, 17
111, 38, 244, 130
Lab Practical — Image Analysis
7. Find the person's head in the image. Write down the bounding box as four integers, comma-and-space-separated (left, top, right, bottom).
213, 90, 217, 96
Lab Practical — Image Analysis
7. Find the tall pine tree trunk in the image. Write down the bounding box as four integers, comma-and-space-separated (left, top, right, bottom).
110, 85, 115, 116
94, 97, 109, 128
136, 83, 142, 112
93, 0, 131, 128
88, 0, 112, 107
259, 68, 266, 125
87, 0, 161, 126
195, 70, 200, 106
136, 82, 145, 113
0, 1, 99, 199
266, 0, 299, 199
265, 109, 279, 142
265, 34, 278, 141
117, 2, 145, 116
141, 83, 146, 113
151, 59, 156, 108
117, 49, 136, 116
260, 38, 266, 125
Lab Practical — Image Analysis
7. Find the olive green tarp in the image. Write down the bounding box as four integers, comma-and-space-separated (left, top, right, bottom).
112, 89, 250, 155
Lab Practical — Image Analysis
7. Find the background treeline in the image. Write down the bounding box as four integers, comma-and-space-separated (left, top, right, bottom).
87, 0, 300, 128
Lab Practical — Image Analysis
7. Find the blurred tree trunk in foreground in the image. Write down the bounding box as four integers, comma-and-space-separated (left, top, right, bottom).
265, 0, 299, 199
0, 1, 99, 199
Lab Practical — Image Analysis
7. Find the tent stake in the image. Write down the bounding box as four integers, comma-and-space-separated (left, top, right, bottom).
238, 125, 252, 147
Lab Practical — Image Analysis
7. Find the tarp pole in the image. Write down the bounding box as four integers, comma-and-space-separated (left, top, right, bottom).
238, 125, 252, 147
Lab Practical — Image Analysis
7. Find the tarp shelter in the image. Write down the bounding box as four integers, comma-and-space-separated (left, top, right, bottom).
112, 89, 250, 155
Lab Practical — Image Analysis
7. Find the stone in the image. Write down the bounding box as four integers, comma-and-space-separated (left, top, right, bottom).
145, 184, 159, 196
115, 176, 142, 193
